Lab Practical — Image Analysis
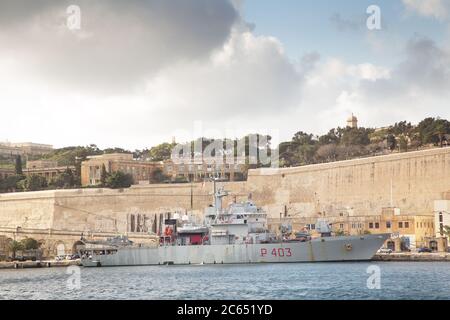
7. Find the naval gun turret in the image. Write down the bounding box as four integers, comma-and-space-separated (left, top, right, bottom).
316, 219, 333, 237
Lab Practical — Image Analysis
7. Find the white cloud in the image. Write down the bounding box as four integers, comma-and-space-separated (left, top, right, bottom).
0, 28, 303, 148
347, 64, 391, 81
402, 0, 449, 20
311, 36, 450, 133
0, 1, 449, 150
0, 0, 239, 93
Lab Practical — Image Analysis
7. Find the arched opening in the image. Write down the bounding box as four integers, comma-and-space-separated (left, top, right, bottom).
72, 241, 85, 254
386, 240, 395, 252
37, 239, 50, 258
54, 242, 66, 257
429, 240, 438, 252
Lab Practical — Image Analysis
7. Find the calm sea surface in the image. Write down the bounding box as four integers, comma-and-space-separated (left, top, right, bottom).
0, 262, 449, 300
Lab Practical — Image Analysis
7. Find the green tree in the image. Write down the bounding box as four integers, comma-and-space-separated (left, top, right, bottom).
286, 131, 318, 166
100, 164, 109, 186
414, 118, 450, 146
390, 121, 413, 136
398, 135, 409, 152
0, 175, 25, 193
36, 145, 103, 166
24, 175, 48, 191
15, 155, 23, 175
292, 131, 316, 145
102, 147, 130, 154
315, 144, 338, 162
278, 141, 295, 167
105, 171, 133, 189
21, 238, 40, 250
340, 127, 372, 146
318, 128, 341, 145
417, 117, 436, 145
150, 168, 169, 183
434, 119, 450, 147
149, 143, 176, 162
386, 134, 397, 151
51, 168, 75, 188
9, 240, 24, 260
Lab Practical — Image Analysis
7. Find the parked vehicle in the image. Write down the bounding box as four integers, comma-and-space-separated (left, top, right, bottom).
418, 247, 433, 253
10, 256, 37, 262
377, 248, 392, 254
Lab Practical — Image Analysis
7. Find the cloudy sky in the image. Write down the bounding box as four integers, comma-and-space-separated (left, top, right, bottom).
0, 0, 449, 149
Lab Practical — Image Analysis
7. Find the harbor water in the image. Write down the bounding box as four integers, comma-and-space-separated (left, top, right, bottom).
1, 262, 449, 300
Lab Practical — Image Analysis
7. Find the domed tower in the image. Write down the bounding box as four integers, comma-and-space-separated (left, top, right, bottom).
347, 114, 358, 129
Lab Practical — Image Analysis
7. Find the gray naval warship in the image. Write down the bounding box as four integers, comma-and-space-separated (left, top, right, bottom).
80, 182, 389, 267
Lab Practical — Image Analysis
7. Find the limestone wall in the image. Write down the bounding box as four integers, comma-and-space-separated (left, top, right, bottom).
0, 147, 449, 240
0, 183, 249, 239
247, 147, 450, 218
0, 191, 55, 229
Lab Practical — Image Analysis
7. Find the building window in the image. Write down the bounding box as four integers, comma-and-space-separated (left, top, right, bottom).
399, 222, 403, 228
375, 222, 380, 229
405, 222, 409, 228
340, 224, 344, 229
369, 222, 374, 229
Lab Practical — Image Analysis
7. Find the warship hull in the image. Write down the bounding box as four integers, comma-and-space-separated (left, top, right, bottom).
81, 233, 389, 267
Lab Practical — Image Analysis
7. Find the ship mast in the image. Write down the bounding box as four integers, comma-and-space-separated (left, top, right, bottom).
212, 178, 228, 223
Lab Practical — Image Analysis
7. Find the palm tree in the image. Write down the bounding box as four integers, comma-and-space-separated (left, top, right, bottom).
435, 122, 446, 148
443, 226, 450, 239
9, 240, 24, 260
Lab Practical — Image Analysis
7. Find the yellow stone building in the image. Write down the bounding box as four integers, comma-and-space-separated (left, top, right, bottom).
163, 156, 248, 182
81, 153, 163, 186
269, 207, 435, 250
0, 142, 53, 156
23, 160, 76, 183
0, 235, 9, 260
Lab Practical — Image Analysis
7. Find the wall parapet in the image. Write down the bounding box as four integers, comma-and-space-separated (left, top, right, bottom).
249, 147, 450, 176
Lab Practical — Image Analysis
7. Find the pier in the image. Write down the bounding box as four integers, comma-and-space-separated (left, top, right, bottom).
373, 253, 450, 262
0, 260, 81, 270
